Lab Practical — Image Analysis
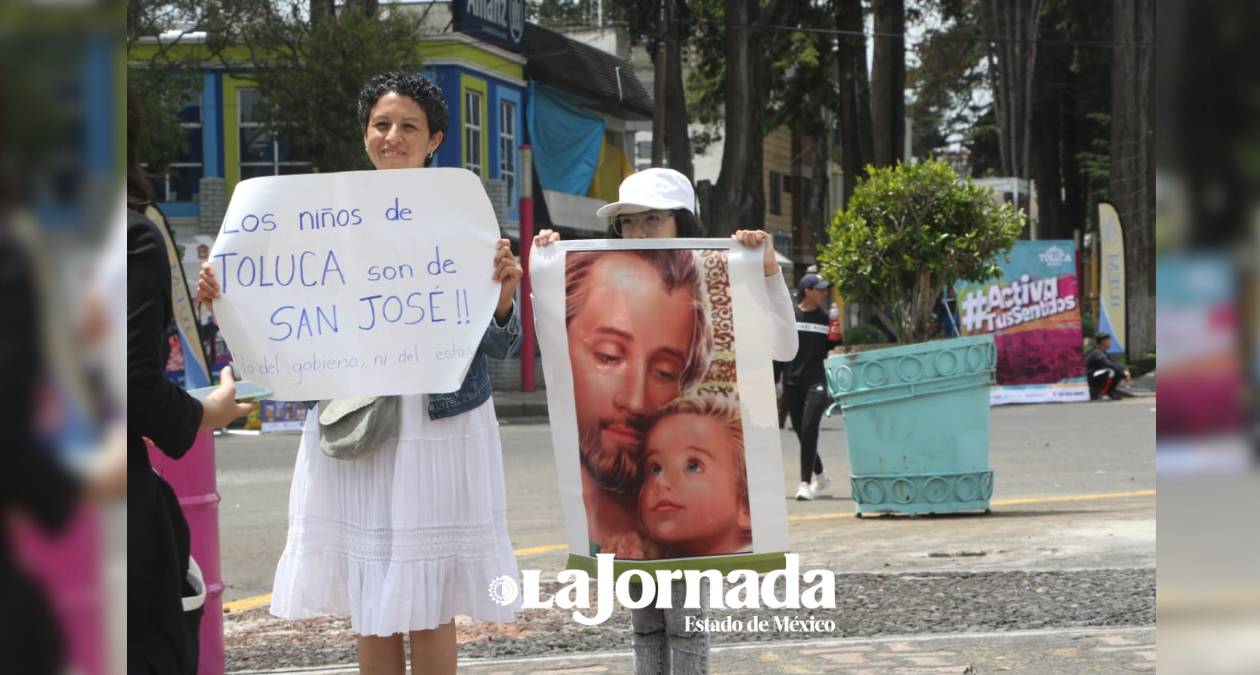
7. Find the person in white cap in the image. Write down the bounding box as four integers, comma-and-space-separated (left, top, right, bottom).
534, 167, 798, 675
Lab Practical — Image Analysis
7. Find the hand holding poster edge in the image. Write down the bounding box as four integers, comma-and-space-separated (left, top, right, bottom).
530, 238, 790, 575
208, 168, 503, 400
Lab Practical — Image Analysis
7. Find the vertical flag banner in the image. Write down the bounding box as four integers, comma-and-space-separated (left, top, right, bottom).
150, 205, 211, 389
1097, 202, 1127, 355
956, 241, 1089, 404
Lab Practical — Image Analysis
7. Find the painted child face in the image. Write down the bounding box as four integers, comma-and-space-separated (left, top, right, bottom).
638, 413, 751, 556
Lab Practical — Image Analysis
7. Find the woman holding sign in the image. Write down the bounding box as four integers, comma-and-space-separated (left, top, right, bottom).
199, 72, 523, 675
533, 168, 798, 674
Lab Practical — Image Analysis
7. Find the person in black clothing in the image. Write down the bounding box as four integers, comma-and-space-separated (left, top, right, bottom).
0, 231, 93, 674
127, 90, 252, 675
1085, 332, 1130, 400
782, 274, 842, 500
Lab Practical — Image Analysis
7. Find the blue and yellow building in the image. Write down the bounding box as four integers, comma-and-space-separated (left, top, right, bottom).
130, 0, 652, 245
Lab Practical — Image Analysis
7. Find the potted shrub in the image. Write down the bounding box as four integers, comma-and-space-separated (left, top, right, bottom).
818, 160, 1022, 516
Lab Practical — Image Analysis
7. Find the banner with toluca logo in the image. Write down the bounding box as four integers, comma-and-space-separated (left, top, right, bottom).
956, 240, 1089, 405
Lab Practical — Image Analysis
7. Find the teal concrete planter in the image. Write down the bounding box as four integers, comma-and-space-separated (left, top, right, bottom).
825, 334, 997, 516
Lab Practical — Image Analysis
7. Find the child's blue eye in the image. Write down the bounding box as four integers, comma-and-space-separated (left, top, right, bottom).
686, 459, 703, 473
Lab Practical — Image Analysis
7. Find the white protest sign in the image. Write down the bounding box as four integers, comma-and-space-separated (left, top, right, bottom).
209, 168, 501, 400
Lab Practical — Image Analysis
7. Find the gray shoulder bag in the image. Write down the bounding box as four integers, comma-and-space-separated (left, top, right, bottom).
317, 396, 400, 460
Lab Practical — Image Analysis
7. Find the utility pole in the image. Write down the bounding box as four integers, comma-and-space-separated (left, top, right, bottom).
652, 0, 668, 167
519, 145, 536, 392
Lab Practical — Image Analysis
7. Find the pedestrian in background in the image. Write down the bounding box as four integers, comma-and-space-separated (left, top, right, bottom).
783, 274, 842, 501
1085, 332, 1130, 400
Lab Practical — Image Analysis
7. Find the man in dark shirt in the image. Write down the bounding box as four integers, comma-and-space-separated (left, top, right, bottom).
1085, 332, 1130, 400
781, 274, 842, 500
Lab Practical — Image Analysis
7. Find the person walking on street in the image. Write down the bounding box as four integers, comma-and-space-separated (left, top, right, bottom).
783, 274, 841, 500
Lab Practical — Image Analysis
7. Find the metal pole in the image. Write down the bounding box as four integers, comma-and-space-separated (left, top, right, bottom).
519, 144, 536, 392
652, 0, 668, 167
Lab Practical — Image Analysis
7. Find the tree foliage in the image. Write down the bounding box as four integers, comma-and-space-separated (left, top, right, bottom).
527, 0, 612, 26
818, 160, 1022, 343
127, 0, 244, 172
686, 0, 832, 153
909, 0, 1114, 239
231, 2, 427, 172
128, 68, 204, 173
906, 0, 987, 161
1028, 0, 1112, 238
128, 1, 426, 173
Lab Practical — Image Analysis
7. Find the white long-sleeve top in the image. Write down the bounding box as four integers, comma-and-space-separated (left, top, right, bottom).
760, 269, 800, 362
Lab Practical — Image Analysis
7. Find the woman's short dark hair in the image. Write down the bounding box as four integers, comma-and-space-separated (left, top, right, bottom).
357, 71, 449, 138
604, 208, 705, 239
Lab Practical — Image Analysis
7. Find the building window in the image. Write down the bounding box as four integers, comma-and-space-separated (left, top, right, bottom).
769, 171, 783, 215
464, 90, 483, 175
149, 93, 203, 202
499, 99, 517, 201
238, 89, 310, 179
635, 140, 653, 170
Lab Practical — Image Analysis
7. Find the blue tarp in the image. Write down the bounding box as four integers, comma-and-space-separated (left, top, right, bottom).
526, 83, 605, 196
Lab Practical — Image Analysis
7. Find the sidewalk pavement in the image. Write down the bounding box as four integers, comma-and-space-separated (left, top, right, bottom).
1123, 372, 1156, 396
456, 627, 1156, 675
229, 626, 1155, 674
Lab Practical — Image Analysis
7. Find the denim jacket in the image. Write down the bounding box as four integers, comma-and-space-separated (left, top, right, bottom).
427, 299, 523, 420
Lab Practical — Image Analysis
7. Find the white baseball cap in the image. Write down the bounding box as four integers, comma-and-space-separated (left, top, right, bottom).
595, 167, 696, 217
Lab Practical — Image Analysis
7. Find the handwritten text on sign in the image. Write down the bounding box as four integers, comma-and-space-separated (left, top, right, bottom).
209, 168, 501, 400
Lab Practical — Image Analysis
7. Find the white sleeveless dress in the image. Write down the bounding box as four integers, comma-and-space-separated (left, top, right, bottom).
269, 394, 519, 636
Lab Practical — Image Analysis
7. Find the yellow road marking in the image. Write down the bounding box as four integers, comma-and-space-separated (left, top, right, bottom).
989, 488, 1155, 507
223, 593, 272, 613
221, 489, 1154, 613
512, 543, 569, 557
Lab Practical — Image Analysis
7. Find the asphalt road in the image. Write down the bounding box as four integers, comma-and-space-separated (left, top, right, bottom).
214, 397, 1155, 604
